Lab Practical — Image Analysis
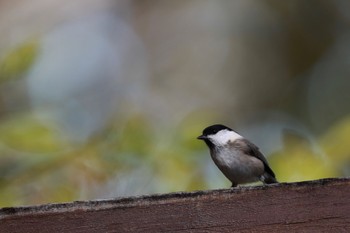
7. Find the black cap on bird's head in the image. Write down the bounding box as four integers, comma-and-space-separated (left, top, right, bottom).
197, 124, 232, 140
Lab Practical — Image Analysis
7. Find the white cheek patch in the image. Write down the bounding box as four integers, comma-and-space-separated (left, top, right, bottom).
208, 129, 243, 146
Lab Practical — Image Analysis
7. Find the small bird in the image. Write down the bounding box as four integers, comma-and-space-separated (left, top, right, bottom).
198, 124, 277, 187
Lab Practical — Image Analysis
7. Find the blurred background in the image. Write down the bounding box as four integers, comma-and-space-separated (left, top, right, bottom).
0, 0, 349, 207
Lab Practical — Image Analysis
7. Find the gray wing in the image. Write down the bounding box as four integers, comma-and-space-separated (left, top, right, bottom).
234, 138, 276, 178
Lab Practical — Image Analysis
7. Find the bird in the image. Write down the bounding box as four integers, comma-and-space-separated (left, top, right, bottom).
197, 124, 278, 187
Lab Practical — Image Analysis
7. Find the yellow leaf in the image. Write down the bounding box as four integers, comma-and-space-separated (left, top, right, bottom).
0, 40, 39, 82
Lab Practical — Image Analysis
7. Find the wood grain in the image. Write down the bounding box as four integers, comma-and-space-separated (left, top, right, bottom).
1, 178, 349, 232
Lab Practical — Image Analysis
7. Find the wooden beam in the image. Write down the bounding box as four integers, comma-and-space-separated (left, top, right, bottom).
1, 178, 350, 232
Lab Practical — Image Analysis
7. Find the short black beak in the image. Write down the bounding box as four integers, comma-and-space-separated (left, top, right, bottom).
197, 135, 207, 140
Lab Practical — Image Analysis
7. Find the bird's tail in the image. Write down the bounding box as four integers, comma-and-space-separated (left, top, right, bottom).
261, 173, 278, 184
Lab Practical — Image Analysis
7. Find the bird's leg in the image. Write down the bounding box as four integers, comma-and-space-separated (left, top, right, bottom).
231, 183, 237, 188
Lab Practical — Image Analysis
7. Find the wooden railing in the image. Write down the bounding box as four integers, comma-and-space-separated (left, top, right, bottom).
1, 178, 349, 232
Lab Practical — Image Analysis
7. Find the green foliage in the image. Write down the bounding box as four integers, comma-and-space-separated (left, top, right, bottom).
114, 115, 153, 157
269, 125, 344, 182
269, 149, 338, 182
0, 113, 68, 153
0, 111, 348, 207
0, 40, 39, 82
319, 117, 350, 163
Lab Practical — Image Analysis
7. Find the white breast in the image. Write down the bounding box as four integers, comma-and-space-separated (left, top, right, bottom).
211, 146, 264, 184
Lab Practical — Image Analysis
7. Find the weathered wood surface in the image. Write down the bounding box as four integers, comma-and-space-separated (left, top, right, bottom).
0, 178, 349, 233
